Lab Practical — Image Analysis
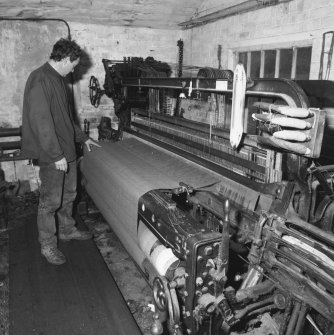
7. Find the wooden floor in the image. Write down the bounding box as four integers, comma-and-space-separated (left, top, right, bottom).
9, 217, 142, 335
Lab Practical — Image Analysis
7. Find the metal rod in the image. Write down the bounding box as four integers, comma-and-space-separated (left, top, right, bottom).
0, 141, 21, 150
293, 304, 308, 335
218, 200, 230, 274
247, 303, 277, 317
235, 296, 274, 319
133, 108, 259, 148
131, 121, 266, 174
286, 301, 301, 335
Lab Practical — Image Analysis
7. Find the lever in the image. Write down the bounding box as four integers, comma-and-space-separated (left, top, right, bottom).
217, 199, 230, 279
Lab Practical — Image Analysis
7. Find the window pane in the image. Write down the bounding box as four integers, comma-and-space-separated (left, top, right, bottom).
250, 51, 261, 78
264, 50, 276, 78
295, 47, 312, 80
238, 52, 248, 74
279, 49, 293, 79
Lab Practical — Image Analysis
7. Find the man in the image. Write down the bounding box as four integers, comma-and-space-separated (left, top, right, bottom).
22, 38, 100, 265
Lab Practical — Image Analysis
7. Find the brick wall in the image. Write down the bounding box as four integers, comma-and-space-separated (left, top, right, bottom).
0, 20, 180, 129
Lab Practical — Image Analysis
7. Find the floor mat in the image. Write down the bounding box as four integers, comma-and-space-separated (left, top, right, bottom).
9, 217, 142, 335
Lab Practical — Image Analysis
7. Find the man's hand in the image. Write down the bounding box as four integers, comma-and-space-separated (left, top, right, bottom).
55, 157, 68, 172
84, 138, 101, 152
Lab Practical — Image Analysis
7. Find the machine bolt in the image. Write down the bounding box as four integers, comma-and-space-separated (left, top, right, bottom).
204, 246, 213, 255
141, 204, 145, 212
186, 329, 192, 334
186, 249, 190, 255
184, 273, 189, 278
185, 311, 191, 318
206, 258, 215, 268
195, 290, 202, 297
151, 313, 163, 335
197, 255, 203, 262
183, 291, 189, 297
274, 293, 287, 309
253, 239, 263, 247
196, 277, 203, 287
207, 304, 215, 314
169, 281, 177, 289
234, 274, 243, 281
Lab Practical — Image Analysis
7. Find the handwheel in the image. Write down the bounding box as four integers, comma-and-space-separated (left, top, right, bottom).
89, 76, 103, 107
153, 277, 168, 312
153, 276, 181, 332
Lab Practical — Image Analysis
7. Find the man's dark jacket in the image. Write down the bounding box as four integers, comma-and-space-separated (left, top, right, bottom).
22, 62, 87, 164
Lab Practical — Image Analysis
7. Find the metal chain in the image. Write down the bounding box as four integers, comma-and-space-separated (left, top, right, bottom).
177, 39, 183, 78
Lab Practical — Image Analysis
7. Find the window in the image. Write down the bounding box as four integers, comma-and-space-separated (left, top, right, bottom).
296, 47, 312, 80
250, 51, 261, 78
264, 50, 276, 78
237, 46, 312, 79
279, 49, 293, 78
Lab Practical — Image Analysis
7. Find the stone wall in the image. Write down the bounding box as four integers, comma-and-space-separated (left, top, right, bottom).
0, 19, 180, 183
181, 0, 334, 80
70, 22, 181, 133
0, 20, 67, 128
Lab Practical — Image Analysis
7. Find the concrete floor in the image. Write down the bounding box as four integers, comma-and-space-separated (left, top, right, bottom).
0, 191, 156, 335
0, 232, 9, 335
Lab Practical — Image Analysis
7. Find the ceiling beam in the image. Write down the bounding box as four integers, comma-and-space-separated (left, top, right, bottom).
179, 0, 292, 29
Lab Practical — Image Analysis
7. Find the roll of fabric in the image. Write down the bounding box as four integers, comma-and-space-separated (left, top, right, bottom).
273, 130, 311, 142
253, 102, 312, 118
81, 137, 220, 272
252, 113, 311, 129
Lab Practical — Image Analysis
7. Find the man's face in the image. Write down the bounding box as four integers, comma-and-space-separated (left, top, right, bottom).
61, 57, 80, 77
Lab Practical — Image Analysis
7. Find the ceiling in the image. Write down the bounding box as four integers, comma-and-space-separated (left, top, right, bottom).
0, 0, 208, 30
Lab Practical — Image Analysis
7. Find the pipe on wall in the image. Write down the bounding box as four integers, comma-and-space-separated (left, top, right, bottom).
0, 127, 21, 138
0, 17, 71, 39
0, 141, 21, 150
179, 0, 292, 29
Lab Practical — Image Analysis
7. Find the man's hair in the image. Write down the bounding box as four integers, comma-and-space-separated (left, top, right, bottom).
50, 38, 82, 62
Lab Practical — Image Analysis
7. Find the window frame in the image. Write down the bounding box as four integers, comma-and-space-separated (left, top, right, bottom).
234, 42, 313, 80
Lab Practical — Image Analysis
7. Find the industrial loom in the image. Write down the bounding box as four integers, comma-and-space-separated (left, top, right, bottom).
83, 57, 334, 335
